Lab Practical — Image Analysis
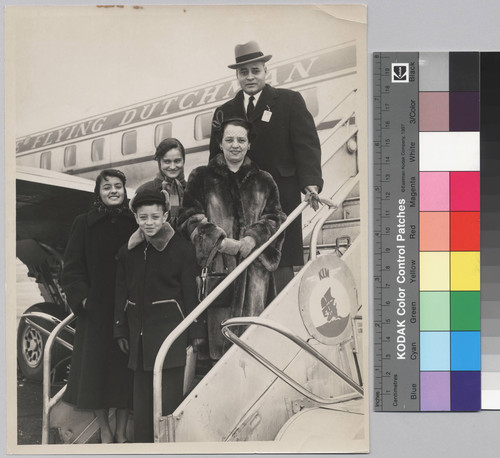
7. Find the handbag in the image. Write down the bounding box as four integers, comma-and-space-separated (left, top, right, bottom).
196, 241, 234, 307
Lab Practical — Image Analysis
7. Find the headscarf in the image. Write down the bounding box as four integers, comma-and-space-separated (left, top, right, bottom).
156, 171, 185, 220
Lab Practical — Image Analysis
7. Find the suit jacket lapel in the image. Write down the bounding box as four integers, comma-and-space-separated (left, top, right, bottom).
249, 85, 278, 122
232, 91, 246, 118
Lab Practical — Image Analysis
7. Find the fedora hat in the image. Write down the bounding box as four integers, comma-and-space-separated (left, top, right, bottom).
228, 41, 272, 69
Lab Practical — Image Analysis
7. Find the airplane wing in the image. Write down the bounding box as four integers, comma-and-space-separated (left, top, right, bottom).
16, 166, 96, 258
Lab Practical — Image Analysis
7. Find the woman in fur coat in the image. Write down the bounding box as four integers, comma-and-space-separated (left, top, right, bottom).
177, 118, 286, 360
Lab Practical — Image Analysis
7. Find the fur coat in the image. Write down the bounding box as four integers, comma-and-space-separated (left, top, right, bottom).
177, 154, 286, 358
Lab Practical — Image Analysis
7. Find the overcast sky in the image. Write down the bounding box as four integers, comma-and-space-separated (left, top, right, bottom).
7, 4, 365, 137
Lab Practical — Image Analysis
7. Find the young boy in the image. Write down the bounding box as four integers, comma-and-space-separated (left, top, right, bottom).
114, 188, 204, 442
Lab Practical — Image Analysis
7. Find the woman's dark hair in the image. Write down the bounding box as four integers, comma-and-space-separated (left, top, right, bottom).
94, 168, 127, 195
93, 168, 129, 211
216, 118, 253, 144
154, 138, 186, 162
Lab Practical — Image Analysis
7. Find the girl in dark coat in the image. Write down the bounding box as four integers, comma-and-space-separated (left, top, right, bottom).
177, 118, 287, 359
133, 138, 187, 227
114, 188, 204, 442
61, 169, 137, 443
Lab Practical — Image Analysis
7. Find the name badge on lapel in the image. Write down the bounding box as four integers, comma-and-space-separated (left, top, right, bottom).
262, 109, 272, 123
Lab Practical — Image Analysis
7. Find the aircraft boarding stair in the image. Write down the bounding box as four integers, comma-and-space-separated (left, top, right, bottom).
156, 242, 364, 444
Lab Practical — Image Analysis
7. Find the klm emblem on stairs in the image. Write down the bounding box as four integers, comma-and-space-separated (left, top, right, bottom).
299, 256, 358, 345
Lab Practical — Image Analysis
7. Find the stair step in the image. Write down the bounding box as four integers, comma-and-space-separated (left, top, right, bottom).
303, 240, 352, 263
327, 196, 360, 221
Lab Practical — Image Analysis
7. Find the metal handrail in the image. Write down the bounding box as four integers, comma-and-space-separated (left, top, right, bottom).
220, 317, 363, 398
308, 175, 360, 260
320, 111, 356, 157
152, 197, 335, 442
24, 317, 74, 352
42, 312, 76, 444
318, 88, 357, 128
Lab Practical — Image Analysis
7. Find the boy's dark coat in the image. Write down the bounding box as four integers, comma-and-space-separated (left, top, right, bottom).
114, 224, 203, 371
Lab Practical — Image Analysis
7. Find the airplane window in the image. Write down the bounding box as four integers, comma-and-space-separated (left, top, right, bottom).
155, 122, 173, 147
40, 151, 51, 169
122, 130, 137, 155
64, 145, 77, 167
91, 138, 105, 161
299, 87, 319, 117
194, 111, 214, 141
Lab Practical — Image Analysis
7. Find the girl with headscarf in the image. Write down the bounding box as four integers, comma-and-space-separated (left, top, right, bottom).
61, 169, 137, 443
133, 138, 187, 228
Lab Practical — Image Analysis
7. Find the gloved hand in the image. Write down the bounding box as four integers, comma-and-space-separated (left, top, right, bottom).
117, 338, 129, 354
305, 185, 320, 211
239, 236, 256, 258
218, 237, 241, 256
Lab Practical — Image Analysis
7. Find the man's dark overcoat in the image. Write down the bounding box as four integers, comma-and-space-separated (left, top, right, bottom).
177, 154, 286, 358
113, 224, 204, 371
209, 84, 323, 267
61, 208, 137, 409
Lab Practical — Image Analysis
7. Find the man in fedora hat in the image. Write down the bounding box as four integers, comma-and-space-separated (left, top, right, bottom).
209, 40, 323, 292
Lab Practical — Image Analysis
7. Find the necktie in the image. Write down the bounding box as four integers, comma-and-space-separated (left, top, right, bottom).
246, 96, 255, 120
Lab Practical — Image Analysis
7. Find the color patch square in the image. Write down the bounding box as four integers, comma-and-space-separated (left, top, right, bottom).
450, 371, 481, 411
420, 371, 451, 411
450, 212, 480, 251
450, 291, 480, 331
451, 331, 481, 370
419, 52, 449, 91
419, 92, 449, 131
419, 132, 480, 171
420, 212, 449, 251
450, 251, 480, 291
450, 171, 480, 211
420, 172, 449, 211
420, 331, 450, 370
449, 52, 480, 92
449, 92, 480, 131
420, 292, 450, 331
420, 252, 450, 291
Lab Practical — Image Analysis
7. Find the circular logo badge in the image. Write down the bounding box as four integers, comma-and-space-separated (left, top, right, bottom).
298, 255, 358, 345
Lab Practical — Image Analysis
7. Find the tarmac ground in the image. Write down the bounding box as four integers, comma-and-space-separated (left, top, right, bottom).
17, 375, 43, 445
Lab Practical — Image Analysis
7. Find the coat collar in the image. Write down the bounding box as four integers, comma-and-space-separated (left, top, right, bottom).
229, 84, 278, 122
87, 207, 135, 227
127, 222, 175, 251
246, 85, 278, 122
209, 153, 259, 180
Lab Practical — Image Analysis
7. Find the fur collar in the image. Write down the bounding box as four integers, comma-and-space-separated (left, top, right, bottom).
127, 222, 175, 251
209, 153, 259, 181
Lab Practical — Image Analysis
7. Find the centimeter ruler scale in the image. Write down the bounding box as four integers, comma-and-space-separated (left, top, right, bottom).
373, 52, 481, 412
374, 53, 420, 411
